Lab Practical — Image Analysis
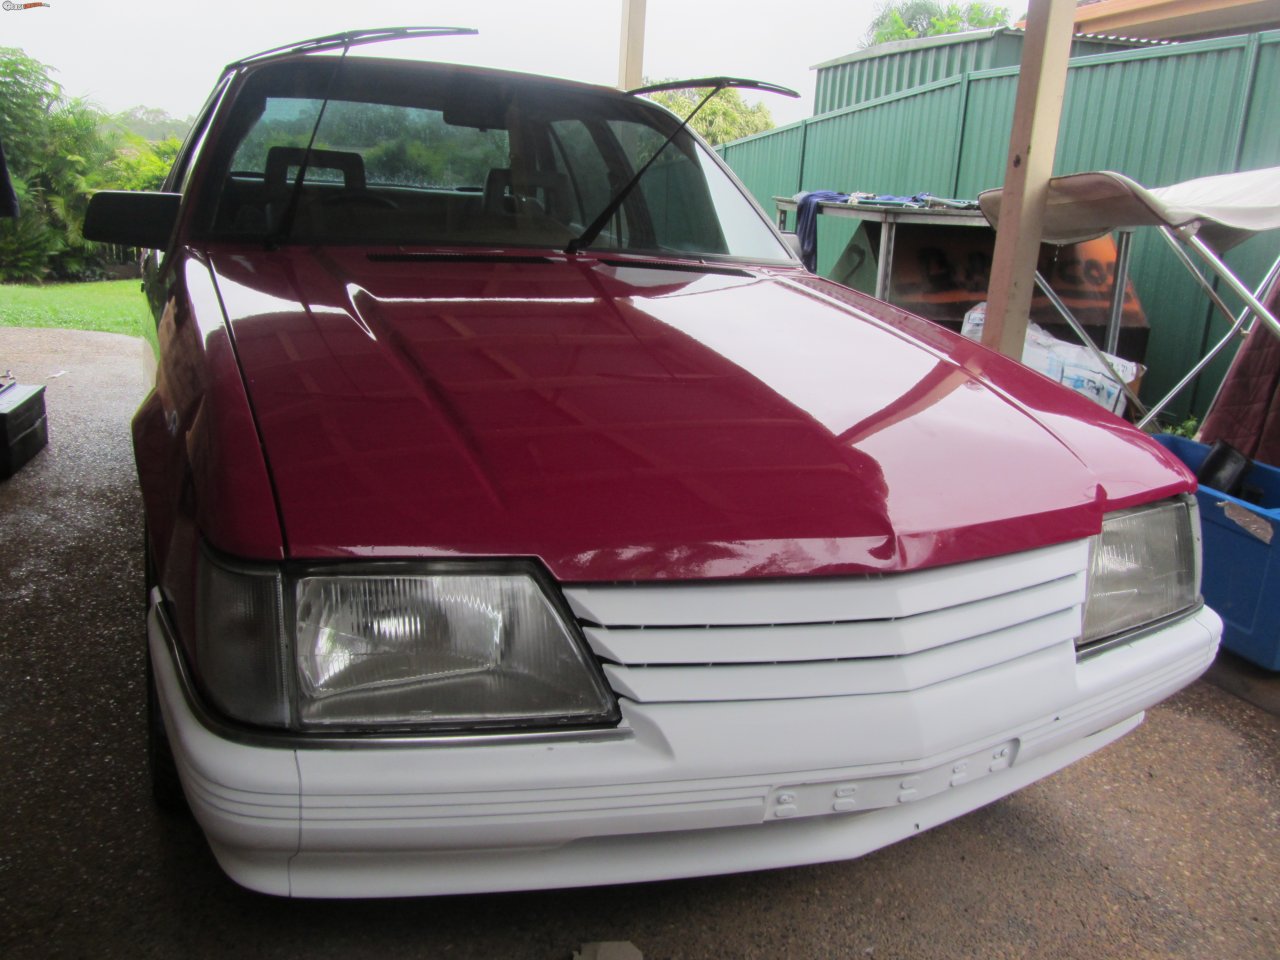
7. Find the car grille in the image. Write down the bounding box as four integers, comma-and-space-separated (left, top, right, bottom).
562, 540, 1088, 703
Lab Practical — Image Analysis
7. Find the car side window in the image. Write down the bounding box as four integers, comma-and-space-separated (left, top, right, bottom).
168, 76, 232, 195
549, 119, 630, 243
546, 116, 727, 254
609, 119, 728, 255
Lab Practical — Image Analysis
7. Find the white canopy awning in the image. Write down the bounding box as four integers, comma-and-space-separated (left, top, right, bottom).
979, 166, 1280, 251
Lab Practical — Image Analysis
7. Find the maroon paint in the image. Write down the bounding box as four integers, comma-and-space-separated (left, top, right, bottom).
152, 244, 1197, 582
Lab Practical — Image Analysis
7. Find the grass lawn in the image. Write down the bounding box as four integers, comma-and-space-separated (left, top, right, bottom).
0, 280, 149, 339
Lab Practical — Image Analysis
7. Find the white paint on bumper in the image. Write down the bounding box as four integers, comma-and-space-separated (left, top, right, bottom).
150, 604, 1221, 898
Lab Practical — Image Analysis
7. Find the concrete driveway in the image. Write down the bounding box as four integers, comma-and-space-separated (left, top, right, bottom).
1, 327, 1276, 960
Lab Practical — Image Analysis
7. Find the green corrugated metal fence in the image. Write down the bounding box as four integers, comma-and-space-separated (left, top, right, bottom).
719, 30, 1280, 420
813, 27, 1148, 115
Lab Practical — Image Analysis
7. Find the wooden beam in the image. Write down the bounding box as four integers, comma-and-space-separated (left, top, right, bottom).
981, 0, 1077, 359
618, 0, 647, 90
1070, 0, 1280, 42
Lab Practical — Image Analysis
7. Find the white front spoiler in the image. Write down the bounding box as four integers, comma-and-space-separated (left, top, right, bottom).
150, 603, 1220, 898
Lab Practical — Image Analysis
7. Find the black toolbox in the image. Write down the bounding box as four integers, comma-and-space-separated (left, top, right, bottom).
0, 383, 48, 479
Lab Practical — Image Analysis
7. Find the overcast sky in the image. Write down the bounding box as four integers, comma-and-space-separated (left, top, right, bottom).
1, 0, 887, 127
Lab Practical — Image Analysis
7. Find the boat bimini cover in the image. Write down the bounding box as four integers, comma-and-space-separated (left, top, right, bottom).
978, 166, 1280, 251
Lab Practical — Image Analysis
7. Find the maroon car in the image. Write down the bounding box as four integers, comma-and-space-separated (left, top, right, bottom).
86, 28, 1220, 898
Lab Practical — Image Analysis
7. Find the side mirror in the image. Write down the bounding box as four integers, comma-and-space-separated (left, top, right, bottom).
84, 191, 181, 249
780, 231, 803, 261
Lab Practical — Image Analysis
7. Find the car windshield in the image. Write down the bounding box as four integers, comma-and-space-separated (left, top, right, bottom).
198, 59, 790, 262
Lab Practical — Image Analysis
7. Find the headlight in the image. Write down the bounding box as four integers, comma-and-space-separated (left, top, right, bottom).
1080, 496, 1201, 649
194, 550, 618, 732
294, 572, 617, 729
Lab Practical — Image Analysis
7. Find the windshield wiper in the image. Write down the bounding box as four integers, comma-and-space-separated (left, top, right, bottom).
564, 77, 798, 256
628, 77, 800, 99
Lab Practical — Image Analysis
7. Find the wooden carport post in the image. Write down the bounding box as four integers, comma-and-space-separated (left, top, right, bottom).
618, 0, 647, 90
981, 0, 1077, 358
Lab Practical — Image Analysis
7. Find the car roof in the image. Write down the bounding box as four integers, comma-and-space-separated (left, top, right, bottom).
226, 26, 477, 70
223, 27, 635, 105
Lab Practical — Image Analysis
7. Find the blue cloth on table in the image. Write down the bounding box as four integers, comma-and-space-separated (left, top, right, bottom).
795, 191, 849, 271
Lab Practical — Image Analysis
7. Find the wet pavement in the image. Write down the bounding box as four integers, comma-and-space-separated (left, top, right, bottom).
1, 327, 1277, 960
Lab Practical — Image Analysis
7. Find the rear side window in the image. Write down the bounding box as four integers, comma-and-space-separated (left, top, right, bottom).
548, 120, 613, 233
228, 99, 510, 190
611, 119, 726, 254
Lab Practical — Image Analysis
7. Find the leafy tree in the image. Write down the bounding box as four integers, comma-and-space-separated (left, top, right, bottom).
864, 1, 1010, 46
0, 46, 59, 177
37, 99, 118, 243
643, 83, 775, 146
0, 201, 62, 280
1, 91, 116, 280
1, 48, 67, 280
112, 105, 192, 142
0, 47, 182, 281
109, 135, 182, 192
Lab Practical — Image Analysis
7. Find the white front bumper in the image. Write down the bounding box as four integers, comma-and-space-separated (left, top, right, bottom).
151, 604, 1220, 898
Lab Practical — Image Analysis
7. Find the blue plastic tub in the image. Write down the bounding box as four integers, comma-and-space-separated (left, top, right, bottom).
1154, 434, 1280, 670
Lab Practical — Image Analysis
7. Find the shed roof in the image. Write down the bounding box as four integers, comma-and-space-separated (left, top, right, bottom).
810, 25, 1162, 72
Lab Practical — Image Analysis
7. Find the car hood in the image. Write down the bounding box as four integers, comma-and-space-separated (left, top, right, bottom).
205, 246, 1193, 581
